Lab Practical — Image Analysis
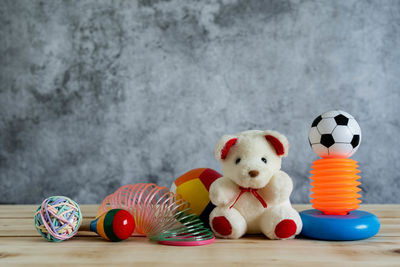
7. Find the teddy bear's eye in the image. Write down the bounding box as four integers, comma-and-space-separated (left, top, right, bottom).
261, 157, 267, 164
235, 158, 241, 164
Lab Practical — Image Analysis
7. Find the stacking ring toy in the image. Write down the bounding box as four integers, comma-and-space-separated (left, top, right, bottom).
302, 110, 380, 241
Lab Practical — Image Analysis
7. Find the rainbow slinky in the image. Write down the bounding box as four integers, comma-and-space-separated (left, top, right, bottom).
98, 183, 214, 244
34, 196, 82, 242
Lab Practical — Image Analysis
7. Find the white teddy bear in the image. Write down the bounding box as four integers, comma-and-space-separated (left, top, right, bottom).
209, 130, 302, 239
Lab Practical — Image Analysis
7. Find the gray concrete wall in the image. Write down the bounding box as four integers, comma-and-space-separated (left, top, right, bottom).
0, 0, 399, 204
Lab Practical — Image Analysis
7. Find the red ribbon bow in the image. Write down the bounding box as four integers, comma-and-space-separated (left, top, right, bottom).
229, 186, 268, 209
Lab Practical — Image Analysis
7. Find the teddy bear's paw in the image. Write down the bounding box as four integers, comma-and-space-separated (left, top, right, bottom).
274, 219, 297, 239
211, 216, 233, 237
210, 207, 247, 239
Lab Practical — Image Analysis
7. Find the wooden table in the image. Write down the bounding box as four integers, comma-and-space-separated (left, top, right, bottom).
0, 204, 399, 266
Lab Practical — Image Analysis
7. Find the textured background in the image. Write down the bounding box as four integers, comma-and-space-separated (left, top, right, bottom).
1, 0, 399, 204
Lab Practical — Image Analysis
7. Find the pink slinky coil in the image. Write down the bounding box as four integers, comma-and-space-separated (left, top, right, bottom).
98, 183, 214, 245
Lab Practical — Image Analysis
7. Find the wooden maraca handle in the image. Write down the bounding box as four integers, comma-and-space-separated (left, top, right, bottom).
79, 218, 93, 232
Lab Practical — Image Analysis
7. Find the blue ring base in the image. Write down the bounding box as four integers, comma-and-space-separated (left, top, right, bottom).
300, 209, 380, 241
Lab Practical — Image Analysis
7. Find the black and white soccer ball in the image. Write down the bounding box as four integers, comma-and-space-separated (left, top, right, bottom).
308, 110, 361, 158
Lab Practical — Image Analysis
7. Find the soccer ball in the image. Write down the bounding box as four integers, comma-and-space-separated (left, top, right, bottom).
308, 110, 361, 158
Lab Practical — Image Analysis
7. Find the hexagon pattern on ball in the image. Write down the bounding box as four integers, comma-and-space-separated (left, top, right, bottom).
308, 110, 362, 158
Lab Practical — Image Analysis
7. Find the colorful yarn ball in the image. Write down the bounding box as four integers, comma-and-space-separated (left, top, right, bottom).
34, 196, 82, 242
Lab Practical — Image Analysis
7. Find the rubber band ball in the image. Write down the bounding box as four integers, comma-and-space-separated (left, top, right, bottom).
34, 196, 82, 242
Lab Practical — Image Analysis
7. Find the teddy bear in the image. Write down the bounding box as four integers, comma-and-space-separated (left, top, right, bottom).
209, 130, 302, 239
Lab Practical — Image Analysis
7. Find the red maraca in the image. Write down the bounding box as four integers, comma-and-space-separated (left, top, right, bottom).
90, 209, 135, 241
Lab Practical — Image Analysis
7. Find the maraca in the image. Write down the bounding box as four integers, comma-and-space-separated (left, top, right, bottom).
300, 110, 380, 241
89, 209, 135, 242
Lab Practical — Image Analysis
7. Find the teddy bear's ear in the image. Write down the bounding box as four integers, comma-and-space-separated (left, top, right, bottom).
264, 130, 289, 157
215, 135, 238, 160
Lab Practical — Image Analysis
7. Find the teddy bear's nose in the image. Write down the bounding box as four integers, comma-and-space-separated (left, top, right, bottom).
248, 170, 259, 178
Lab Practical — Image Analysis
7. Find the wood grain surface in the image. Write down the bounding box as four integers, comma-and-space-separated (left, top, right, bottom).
0, 204, 399, 266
